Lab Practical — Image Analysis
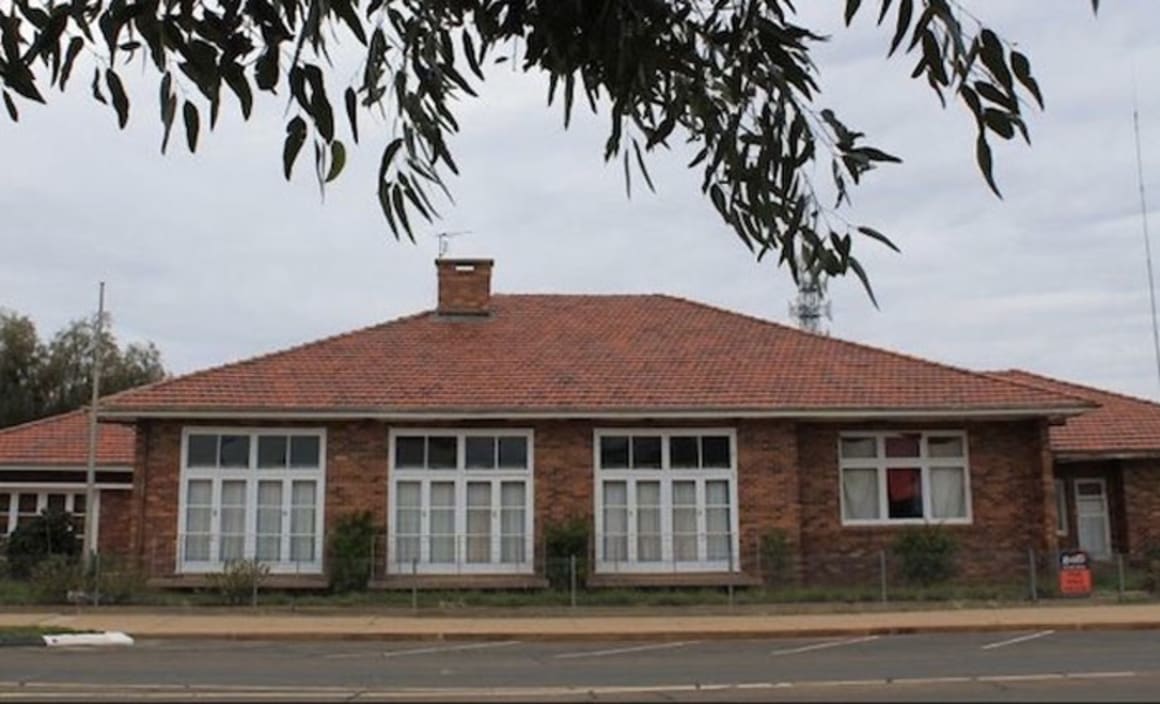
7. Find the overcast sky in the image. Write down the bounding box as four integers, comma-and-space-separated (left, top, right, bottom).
3, 2, 1159, 402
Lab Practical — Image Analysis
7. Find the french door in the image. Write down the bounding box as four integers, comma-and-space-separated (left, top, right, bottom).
392, 478, 529, 573
1074, 478, 1111, 559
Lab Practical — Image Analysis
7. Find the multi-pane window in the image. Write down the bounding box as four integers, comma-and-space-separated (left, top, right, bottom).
0, 491, 87, 541
389, 431, 534, 574
179, 429, 325, 573
839, 432, 971, 525
594, 430, 738, 573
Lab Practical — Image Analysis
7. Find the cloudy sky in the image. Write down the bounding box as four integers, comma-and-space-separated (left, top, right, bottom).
3, 1, 1159, 401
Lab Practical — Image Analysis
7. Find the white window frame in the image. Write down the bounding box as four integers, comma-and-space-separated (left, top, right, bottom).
1055, 478, 1068, 537
387, 429, 535, 575
177, 427, 327, 575
0, 487, 97, 541
1073, 477, 1112, 559
838, 430, 973, 527
593, 428, 740, 574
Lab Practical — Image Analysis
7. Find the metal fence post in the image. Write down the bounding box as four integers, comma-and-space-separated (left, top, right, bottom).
411, 558, 419, 612
1117, 553, 1126, 601
727, 541, 735, 609
569, 554, 577, 609
1028, 547, 1038, 602
879, 550, 887, 603
251, 561, 259, 609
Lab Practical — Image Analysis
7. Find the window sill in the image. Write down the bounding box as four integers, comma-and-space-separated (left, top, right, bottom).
840, 518, 972, 528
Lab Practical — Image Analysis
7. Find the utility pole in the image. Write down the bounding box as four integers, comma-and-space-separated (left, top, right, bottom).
84, 282, 105, 566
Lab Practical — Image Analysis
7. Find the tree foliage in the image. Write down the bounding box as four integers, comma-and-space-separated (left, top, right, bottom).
0, 1, 1097, 297
0, 309, 167, 428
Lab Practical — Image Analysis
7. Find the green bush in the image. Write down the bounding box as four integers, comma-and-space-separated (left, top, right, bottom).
88, 554, 148, 604
1144, 544, 1160, 594
29, 554, 82, 604
544, 517, 589, 589
207, 559, 269, 605
326, 511, 377, 593
758, 529, 792, 586
5, 509, 81, 579
892, 525, 959, 587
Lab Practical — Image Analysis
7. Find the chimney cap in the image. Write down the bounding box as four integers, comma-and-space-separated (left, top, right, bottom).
435, 258, 494, 267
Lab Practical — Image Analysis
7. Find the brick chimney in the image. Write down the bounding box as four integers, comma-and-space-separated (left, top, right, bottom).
436, 258, 494, 316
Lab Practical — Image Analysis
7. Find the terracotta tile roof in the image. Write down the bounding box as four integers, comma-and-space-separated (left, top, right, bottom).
990, 370, 1160, 458
103, 295, 1091, 417
0, 410, 135, 467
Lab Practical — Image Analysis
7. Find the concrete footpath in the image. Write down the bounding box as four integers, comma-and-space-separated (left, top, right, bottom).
2, 603, 1160, 641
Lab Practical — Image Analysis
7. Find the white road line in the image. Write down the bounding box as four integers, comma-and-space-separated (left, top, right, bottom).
978, 673, 1065, 683
323, 640, 520, 660
980, 630, 1055, 651
770, 635, 879, 655
1067, 671, 1138, 679
553, 640, 700, 660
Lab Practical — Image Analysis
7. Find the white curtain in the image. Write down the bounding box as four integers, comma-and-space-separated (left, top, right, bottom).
602, 482, 628, 561
636, 481, 661, 562
842, 468, 879, 520
184, 480, 213, 561
429, 482, 457, 563
930, 467, 966, 519
219, 480, 246, 561
466, 482, 491, 563
290, 480, 317, 562
394, 482, 421, 564
672, 481, 698, 562
500, 482, 526, 563
256, 481, 283, 561
705, 480, 731, 561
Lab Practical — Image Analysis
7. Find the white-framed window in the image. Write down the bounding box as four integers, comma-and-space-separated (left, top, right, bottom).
1055, 478, 1068, 537
0, 490, 89, 542
178, 428, 326, 574
594, 429, 739, 573
388, 429, 534, 575
838, 431, 972, 526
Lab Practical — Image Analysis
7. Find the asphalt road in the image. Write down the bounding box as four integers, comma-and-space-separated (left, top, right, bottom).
1, 629, 1157, 701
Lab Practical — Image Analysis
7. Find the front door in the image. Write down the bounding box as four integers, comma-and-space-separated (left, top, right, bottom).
1074, 478, 1111, 559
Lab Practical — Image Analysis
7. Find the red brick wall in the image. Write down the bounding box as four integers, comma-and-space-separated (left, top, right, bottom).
128, 417, 1057, 584
97, 489, 133, 557
1122, 458, 1160, 557
797, 420, 1052, 583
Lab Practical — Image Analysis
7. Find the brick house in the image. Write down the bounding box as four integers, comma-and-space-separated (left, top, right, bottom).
87, 258, 1099, 588
0, 410, 134, 555
991, 370, 1160, 561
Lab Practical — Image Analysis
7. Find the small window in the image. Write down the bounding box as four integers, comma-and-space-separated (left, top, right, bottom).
600, 436, 630, 469
72, 494, 86, 514
840, 437, 877, 459
887, 467, 923, 519
395, 436, 426, 468
670, 436, 699, 468
289, 435, 321, 468
187, 434, 218, 467
0, 494, 8, 513
701, 436, 731, 468
842, 467, 880, 520
928, 436, 964, 458
632, 437, 662, 469
884, 434, 921, 458
219, 435, 250, 467
930, 467, 967, 519
427, 437, 457, 469
46, 494, 66, 513
18, 494, 37, 513
498, 437, 528, 469
258, 436, 288, 468
465, 437, 496, 469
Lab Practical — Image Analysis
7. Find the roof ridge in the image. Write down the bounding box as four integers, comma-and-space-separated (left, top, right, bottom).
0, 408, 88, 437
103, 309, 436, 409
654, 294, 1095, 409
992, 369, 1160, 410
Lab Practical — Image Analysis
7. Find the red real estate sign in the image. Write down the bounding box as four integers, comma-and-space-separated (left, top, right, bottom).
1058, 550, 1093, 596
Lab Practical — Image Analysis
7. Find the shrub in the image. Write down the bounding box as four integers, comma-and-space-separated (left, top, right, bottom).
29, 554, 82, 604
327, 511, 377, 593
88, 554, 148, 604
208, 559, 269, 605
544, 517, 589, 589
5, 509, 81, 579
892, 525, 959, 587
758, 529, 792, 586
1144, 544, 1160, 594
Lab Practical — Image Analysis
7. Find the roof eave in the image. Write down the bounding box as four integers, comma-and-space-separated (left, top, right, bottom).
98, 405, 1094, 422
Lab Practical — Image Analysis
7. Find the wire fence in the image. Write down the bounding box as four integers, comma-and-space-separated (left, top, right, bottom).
3, 530, 1157, 608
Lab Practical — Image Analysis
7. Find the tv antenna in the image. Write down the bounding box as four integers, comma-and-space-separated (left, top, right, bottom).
788, 248, 831, 335
433, 230, 473, 259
